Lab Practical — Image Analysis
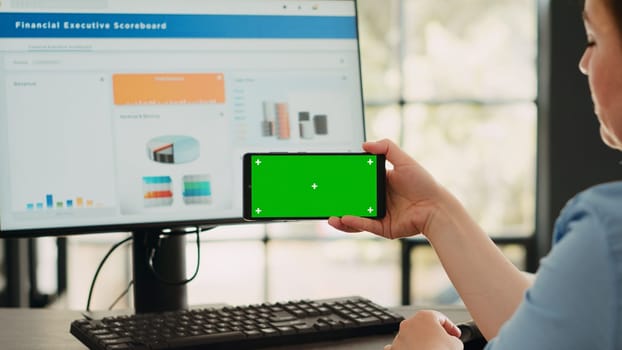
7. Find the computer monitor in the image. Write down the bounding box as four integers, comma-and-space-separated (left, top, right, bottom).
0, 0, 366, 312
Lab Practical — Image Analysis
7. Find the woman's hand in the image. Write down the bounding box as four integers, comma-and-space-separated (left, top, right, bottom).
330, 139, 529, 340
328, 138, 448, 239
384, 310, 463, 350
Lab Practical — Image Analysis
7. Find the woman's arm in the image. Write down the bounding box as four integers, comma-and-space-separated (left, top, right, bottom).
422, 187, 531, 339
329, 139, 531, 339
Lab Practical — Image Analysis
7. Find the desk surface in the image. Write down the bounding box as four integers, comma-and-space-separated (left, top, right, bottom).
0, 305, 471, 350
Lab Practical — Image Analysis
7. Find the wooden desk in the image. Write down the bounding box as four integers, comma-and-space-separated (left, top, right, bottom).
0, 305, 473, 350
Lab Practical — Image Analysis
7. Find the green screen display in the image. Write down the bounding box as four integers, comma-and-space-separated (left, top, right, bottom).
244, 153, 385, 219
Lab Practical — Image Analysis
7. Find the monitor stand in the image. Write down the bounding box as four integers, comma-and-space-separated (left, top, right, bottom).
131, 229, 188, 313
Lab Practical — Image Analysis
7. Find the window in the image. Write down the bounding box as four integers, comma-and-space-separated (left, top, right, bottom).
360, 0, 537, 304
361, 0, 537, 236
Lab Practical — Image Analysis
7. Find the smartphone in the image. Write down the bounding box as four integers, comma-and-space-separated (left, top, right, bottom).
243, 153, 386, 220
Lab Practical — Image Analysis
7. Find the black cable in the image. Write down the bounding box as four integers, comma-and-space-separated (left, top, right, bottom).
108, 280, 134, 311
86, 236, 132, 312
146, 229, 201, 286
87, 229, 201, 311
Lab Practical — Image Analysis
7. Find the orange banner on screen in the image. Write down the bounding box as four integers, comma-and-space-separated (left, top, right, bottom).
113, 73, 225, 105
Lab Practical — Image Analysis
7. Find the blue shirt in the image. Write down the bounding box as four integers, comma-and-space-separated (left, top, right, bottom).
486, 181, 622, 349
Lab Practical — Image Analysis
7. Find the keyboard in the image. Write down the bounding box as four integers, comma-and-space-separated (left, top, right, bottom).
70, 295, 405, 349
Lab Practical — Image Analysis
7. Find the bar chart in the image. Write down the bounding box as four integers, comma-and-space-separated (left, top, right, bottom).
143, 176, 173, 207
260, 100, 330, 140
25, 193, 101, 210
182, 174, 212, 205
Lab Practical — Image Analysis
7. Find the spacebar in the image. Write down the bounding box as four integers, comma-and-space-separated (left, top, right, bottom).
168, 331, 246, 347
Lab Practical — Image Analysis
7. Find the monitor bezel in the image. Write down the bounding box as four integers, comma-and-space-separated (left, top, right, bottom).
0, 0, 367, 239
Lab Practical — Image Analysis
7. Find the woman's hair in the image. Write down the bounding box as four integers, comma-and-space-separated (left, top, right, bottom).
603, 0, 622, 35
583, 0, 622, 35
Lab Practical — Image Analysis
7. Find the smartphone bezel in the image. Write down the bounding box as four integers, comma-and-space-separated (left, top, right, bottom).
242, 152, 386, 220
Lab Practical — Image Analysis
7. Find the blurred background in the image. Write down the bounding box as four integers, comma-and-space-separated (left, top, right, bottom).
3, 0, 620, 311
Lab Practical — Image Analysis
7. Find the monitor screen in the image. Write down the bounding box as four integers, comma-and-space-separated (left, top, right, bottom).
0, 0, 366, 237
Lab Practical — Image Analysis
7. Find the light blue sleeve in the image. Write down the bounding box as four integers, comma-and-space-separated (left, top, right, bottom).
484, 203, 616, 349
